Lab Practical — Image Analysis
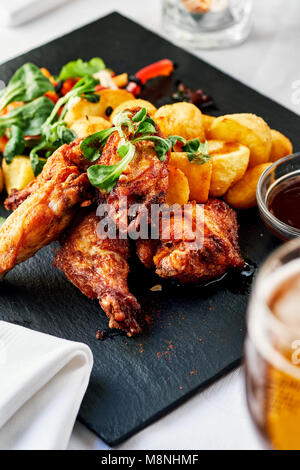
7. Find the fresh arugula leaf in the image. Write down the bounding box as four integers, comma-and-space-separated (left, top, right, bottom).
30, 121, 76, 176
87, 142, 135, 192
30, 145, 47, 176
28, 76, 100, 174
167, 135, 186, 148
0, 63, 54, 111
44, 76, 99, 130
58, 58, 105, 80
0, 217, 6, 227
182, 139, 211, 165
4, 125, 25, 163
132, 107, 147, 123
0, 96, 54, 137
112, 110, 134, 137
117, 141, 132, 159
80, 127, 115, 162
82, 93, 100, 103
135, 119, 156, 136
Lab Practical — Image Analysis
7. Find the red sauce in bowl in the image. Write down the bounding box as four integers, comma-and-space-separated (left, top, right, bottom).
268, 175, 300, 230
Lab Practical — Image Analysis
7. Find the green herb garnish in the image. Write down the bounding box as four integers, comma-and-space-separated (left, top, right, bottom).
80, 107, 211, 191
29, 75, 100, 175
80, 128, 116, 162
88, 141, 135, 193
0, 217, 6, 227
0, 96, 55, 165
58, 57, 105, 81
182, 139, 210, 165
0, 63, 54, 112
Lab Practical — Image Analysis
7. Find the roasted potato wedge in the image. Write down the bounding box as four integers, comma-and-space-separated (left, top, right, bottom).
65, 97, 104, 127
65, 90, 134, 127
110, 99, 157, 122
154, 102, 205, 142
166, 166, 190, 206
169, 152, 212, 203
208, 140, 250, 197
2, 156, 35, 194
224, 163, 272, 210
209, 113, 272, 167
202, 114, 216, 138
71, 116, 111, 138
112, 73, 128, 88
96, 89, 135, 119
270, 129, 293, 162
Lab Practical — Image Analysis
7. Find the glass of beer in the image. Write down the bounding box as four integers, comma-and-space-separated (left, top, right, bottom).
245, 238, 300, 450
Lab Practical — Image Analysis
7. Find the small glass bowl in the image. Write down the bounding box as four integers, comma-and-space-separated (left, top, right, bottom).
257, 152, 300, 241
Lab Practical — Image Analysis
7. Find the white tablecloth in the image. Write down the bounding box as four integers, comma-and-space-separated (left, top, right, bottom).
0, 0, 298, 450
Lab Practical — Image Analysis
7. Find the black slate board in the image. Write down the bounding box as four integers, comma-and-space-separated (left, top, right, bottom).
0, 12, 298, 446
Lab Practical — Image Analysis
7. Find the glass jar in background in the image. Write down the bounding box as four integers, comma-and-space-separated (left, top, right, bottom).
245, 238, 300, 450
162, 0, 253, 49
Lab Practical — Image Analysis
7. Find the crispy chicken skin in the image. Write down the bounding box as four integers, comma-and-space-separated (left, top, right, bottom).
5, 179, 38, 211
0, 140, 92, 278
98, 109, 169, 235
136, 239, 159, 269
153, 198, 244, 283
54, 211, 141, 336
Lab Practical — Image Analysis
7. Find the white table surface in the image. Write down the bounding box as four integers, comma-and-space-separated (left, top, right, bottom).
0, 0, 299, 450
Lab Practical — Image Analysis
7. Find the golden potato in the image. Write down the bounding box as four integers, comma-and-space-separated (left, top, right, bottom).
209, 113, 272, 167
112, 73, 128, 88
154, 102, 205, 141
110, 99, 157, 122
71, 116, 111, 138
64, 97, 104, 127
207, 140, 250, 197
202, 114, 216, 138
224, 163, 272, 210
65, 90, 134, 127
166, 166, 190, 206
0, 167, 3, 193
2, 156, 35, 194
169, 152, 212, 203
96, 89, 135, 119
270, 129, 293, 162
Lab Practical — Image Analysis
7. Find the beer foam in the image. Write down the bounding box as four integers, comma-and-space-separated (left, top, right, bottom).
248, 258, 300, 378
264, 259, 300, 329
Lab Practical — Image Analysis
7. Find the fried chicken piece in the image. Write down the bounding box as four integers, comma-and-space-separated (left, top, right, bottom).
54, 210, 141, 336
5, 179, 38, 211
136, 239, 158, 269
153, 198, 244, 283
0, 140, 92, 278
98, 108, 169, 235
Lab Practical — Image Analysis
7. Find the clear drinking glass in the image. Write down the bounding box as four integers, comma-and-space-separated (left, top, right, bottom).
245, 238, 300, 450
162, 0, 253, 49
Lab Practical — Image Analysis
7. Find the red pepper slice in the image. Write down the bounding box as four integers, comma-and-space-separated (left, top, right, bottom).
127, 59, 174, 96
44, 91, 59, 104
61, 78, 80, 96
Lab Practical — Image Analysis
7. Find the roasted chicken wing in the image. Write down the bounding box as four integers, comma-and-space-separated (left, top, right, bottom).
98, 110, 169, 235
148, 198, 244, 283
0, 140, 92, 278
54, 210, 141, 336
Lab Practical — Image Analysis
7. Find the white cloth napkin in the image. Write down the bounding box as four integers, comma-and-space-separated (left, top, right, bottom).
0, 321, 93, 450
